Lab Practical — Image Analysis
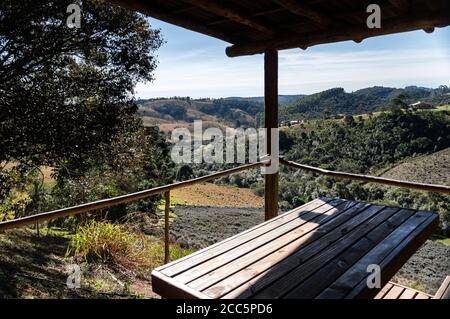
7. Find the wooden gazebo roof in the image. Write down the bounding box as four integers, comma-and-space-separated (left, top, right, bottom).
115, 0, 450, 56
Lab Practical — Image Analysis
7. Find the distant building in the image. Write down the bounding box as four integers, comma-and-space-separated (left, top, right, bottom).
409, 101, 433, 109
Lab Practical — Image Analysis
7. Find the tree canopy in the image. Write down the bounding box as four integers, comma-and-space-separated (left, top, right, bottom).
0, 1, 174, 222
0, 0, 163, 167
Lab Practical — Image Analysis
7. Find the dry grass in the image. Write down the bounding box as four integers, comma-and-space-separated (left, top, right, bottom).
171, 183, 264, 208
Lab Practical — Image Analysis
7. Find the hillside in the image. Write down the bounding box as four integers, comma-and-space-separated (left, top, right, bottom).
381, 148, 450, 186
280, 85, 450, 121
138, 86, 449, 128
137, 94, 306, 129
138, 97, 261, 128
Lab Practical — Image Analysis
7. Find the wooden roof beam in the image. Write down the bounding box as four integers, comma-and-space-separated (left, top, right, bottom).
109, 0, 236, 44
226, 13, 450, 57
208, 7, 285, 26
184, 0, 274, 35
388, 0, 410, 10
274, 0, 331, 25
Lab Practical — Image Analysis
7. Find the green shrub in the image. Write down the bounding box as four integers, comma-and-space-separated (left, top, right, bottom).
67, 220, 191, 272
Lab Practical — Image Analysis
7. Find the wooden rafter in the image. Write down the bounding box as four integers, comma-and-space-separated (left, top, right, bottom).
388, 0, 410, 10
275, 0, 331, 25
208, 7, 285, 26
184, 0, 274, 35
110, 0, 236, 43
226, 12, 450, 56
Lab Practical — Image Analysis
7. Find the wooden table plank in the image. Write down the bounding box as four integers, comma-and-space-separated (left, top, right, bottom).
345, 212, 438, 299
375, 282, 433, 299
172, 199, 353, 284
282, 209, 415, 298
158, 197, 335, 277
415, 292, 432, 299
383, 285, 405, 299
374, 283, 393, 299
220, 204, 388, 299
151, 198, 439, 299
251, 206, 401, 298
186, 201, 369, 292
398, 289, 417, 299
204, 201, 373, 298
317, 211, 438, 299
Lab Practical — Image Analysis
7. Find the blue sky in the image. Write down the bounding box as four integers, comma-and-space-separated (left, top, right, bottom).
135, 18, 450, 99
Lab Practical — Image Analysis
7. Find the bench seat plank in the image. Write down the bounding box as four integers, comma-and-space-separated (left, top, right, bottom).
375, 282, 433, 299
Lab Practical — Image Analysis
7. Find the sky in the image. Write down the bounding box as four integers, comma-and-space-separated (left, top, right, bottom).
135, 18, 450, 99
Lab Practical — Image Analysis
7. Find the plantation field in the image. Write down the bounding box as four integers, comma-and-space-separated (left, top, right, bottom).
381, 148, 450, 185
170, 182, 264, 208
170, 206, 265, 249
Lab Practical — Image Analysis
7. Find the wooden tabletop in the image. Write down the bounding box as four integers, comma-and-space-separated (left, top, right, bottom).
151, 197, 438, 299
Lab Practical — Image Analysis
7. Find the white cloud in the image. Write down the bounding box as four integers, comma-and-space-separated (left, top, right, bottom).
136, 46, 450, 98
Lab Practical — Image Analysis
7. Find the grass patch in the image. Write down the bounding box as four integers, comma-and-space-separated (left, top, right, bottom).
437, 238, 450, 246
432, 235, 450, 246
67, 220, 191, 273
157, 195, 191, 210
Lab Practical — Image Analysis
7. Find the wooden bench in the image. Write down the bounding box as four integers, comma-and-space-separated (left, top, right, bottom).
152, 197, 439, 299
376, 282, 433, 299
434, 276, 450, 299
377, 276, 450, 299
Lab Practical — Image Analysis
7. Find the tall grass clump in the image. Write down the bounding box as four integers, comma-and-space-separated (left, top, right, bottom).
67, 220, 191, 273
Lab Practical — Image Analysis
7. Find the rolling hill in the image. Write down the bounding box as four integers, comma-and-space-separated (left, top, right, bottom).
280, 85, 450, 121
137, 85, 450, 129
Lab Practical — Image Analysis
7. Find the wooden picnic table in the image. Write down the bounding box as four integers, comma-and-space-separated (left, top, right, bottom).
151, 197, 438, 299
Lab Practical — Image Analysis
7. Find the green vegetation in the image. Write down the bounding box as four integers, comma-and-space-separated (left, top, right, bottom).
138, 86, 450, 129
282, 109, 449, 233
67, 220, 190, 272
0, 0, 175, 225
221, 109, 450, 235
279, 85, 450, 122
437, 238, 450, 246
0, 1, 179, 298
286, 109, 448, 172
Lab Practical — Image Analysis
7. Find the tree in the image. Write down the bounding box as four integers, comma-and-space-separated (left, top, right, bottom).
0, 0, 163, 169
0, 1, 168, 218
343, 115, 355, 126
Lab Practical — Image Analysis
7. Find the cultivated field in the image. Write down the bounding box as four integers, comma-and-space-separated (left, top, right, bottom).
170, 206, 264, 250
171, 182, 264, 208
381, 148, 450, 185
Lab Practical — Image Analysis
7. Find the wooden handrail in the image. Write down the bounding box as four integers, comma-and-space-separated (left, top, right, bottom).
0, 160, 269, 232
279, 157, 450, 195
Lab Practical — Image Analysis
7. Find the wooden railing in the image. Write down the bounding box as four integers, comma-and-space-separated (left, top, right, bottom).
0, 160, 269, 263
279, 157, 450, 195
1, 157, 449, 263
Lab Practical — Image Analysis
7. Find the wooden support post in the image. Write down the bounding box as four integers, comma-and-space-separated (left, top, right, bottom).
264, 49, 279, 221
164, 191, 170, 264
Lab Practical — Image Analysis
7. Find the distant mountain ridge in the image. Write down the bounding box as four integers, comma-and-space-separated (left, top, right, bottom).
137, 85, 449, 127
